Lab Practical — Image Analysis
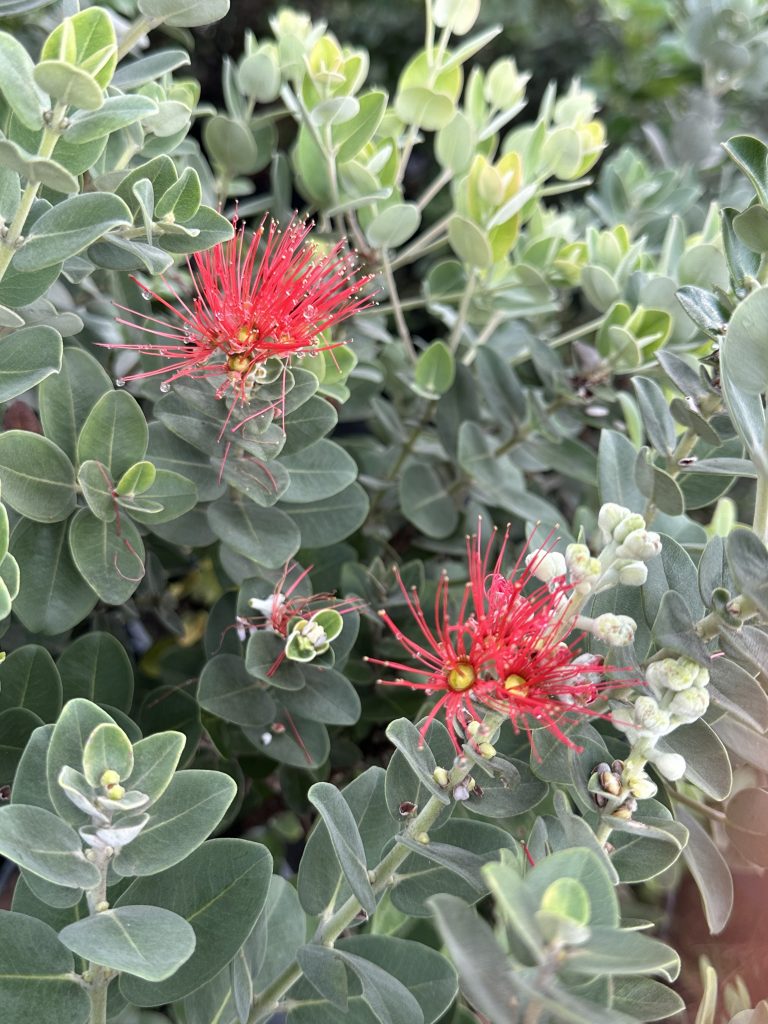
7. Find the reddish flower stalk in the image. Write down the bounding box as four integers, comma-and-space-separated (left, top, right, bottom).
111, 216, 374, 410
368, 525, 625, 752
241, 562, 361, 639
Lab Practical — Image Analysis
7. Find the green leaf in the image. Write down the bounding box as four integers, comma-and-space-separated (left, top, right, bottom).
281, 482, 369, 548
39, 347, 113, 463
158, 205, 234, 254
14, 193, 132, 271
277, 664, 361, 725
57, 632, 134, 711
676, 806, 733, 935
198, 653, 277, 727
112, 770, 236, 877
147, 422, 223, 502
124, 468, 197, 524
413, 341, 456, 398
366, 202, 421, 249
0, 911, 90, 1024
631, 377, 677, 456
569, 926, 680, 981
77, 390, 148, 479
279, 440, 358, 503
0, 707, 42, 783
10, 520, 97, 634
126, 731, 185, 805
0, 137, 78, 194
40, 7, 117, 89
137, 0, 231, 28
385, 718, 451, 805
250, 875, 306, 993
722, 285, 768, 395
653, 591, 710, 664
244, 630, 304, 690
34, 61, 104, 111
725, 787, 768, 867
656, 719, 731, 800
118, 837, 272, 1004
242, 711, 329, 768
82, 722, 133, 787
154, 166, 202, 222
282, 397, 338, 456
0, 805, 99, 888
335, 89, 387, 163
0, 32, 44, 130
46, 698, 116, 823
0, 322, 66, 409
59, 906, 195, 981
727, 528, 768, 618
65, 95, 158, 143
399, 461, 458, 539
68, 509, 145, 604
527, 848, 619, 926
0, 645, 62, 722
208, 499, 300, 569
0, 431, 76, 522
77, 460, 115, 522
307, 781, 376, 915
298, 767, 395, 916
611, 977, 685, 1023
448, 214, 492, 267
724, 135, 768, 205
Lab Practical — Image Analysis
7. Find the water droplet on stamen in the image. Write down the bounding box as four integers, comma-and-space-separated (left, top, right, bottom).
159, 381, 171, 393
140, 289, 151, 301
115, 378, 125, 388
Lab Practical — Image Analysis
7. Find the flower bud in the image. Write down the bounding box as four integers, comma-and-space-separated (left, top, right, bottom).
669, 686, 710, 724
593, 613, 636, 646
613, 514, 646, 544
616, 528, 662, 561
623, 765, 657, 800
565, 543, 602, 585
598, 502, 631, 542
100, 770, 121, 787
646, 657, 706, 694
633, 695, 672, 737
526, 549, 566, 583
433, 767, 449, 787
651, 751, 686, 781
618, 561, 648, 586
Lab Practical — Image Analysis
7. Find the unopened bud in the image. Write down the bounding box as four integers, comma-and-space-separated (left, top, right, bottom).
477, 741, 496, 759
105, 783, 125, 801
95, 900, 109, 913
565, 543, 602, 584
613, 514, 646, 544
623, 766, 657, 800
598, 502, 631, 542
416, 832, 430, 845
669, 686, 710, 724
593, 613, 636, 646
616, 528, 662, 561
100, 770, 120, 787
646, 656, 707, 694
453, 784, 470, 801
618, 561, 648, 586
433, 767, 449, 787
633, 695, 672, 737
651, 751, 686, 781
599, 769, 622, 796
526, 550, 566, 583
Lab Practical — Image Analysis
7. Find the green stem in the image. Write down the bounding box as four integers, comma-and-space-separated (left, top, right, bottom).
248, 778, 464, 1023
368, 402, 435, 518
116, 15, 161, 61
416, 167, 452, 211
381, 250, 416, 362
667, 787, 726, 822
448, 269, 477, 353
390, 214, 450, 270
547, 314, 606, 350
88, 978, 109, 1024
462, 311, 503, 366
595, 822, 613, 848
0, 107, 65, 285
753, 451, 768, 546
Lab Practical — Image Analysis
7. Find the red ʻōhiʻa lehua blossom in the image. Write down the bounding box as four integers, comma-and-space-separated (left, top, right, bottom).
112, 216, 374, 408
368, 525, 623, 752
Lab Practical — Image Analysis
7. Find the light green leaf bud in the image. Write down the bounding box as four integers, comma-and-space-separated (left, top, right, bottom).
651, 751, 686, 781
669, 686, 710, 724
526, 549, 566, 583
593, 612, 636, 646
598, 502, 631, 543
615, 528, 662, 560
484, 57, 530, 108
633, 695, 672, 736
618, 561, 648, 586
613, 514, 647, 544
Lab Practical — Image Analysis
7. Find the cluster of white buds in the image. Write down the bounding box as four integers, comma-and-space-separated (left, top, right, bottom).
610, 656, 710, 789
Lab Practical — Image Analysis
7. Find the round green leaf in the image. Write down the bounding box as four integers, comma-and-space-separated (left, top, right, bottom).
0, 645, 62, 722
278, 664, 361, 725
0, 33, 44, 130
77, 460, 116, 522
116, 460, 156, 496
0, 707, 42, 783
39, 347, 114, 463
242, 711, 330, 768
68, 509, 146, 604
399, 460, 458, 539
77, 390, 149, 479
46, 698, 117, 824
0, 911, 90, 1024
366, 202, 421, 249
0, 431, 76, 522
137, 0, 231, 27
448, 214, 492, 268
118, 837, 272, 1004
198, 653, 277, 727
124, 468, 197, 524
59, 906, 195, 981
413, 341, 456, 398
0, 324, 62, 403
13, 192, 132, 271
281, 482, 369, 548
0, 805, 99, 888
279, 440, 357, 504
33, 61, 104, 111
207, 499, 300, 569
10, 519, 97, 634
126, 731, 185, 805
722, 285, 768, 394
82, 722, 134, 787
57, 632, 134, 711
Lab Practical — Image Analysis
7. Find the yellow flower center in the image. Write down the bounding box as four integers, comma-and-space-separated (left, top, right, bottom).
504, 674, 528, 693
447, 662, 475, 692
227, 353, 251, 373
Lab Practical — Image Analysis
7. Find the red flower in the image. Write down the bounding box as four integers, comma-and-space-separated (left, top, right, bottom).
368, 525, 623, 752
112, 216, 374, 408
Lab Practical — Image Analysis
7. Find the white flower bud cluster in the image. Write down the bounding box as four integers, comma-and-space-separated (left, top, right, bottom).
592, 612, 636, 647
595, 504, 661, 594
611, 656, 710, 791
525, 550, 566, 583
